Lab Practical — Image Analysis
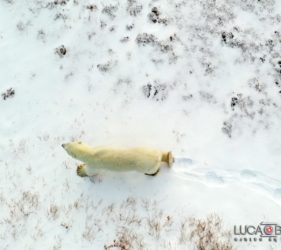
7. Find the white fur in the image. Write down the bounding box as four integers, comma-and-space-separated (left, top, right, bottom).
62, 142, 166, 175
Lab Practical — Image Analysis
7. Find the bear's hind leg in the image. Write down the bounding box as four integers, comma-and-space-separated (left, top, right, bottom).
161, 151, 174, 167
77, 164, 88, 177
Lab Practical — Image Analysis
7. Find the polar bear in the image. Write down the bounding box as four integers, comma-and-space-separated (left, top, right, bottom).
62, 142, 173, 177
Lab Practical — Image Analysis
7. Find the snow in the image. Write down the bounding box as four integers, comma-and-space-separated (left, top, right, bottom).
1, 0, 281, 249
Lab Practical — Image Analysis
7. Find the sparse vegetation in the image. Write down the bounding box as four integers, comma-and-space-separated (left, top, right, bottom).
55, 45, 67, 57
86, 4, 97, 11
182, 214, 234, 250
1, 0, 281, 249
104, 230, 135, 250
127, 0, 142, 16
142, 82, 168, 101
2, 88, 15, 100
102, 5, 118, 19
148, 7, 168, 25
97, 61, 114, 72
49, 205, 59, 220
136, 33, 157, 46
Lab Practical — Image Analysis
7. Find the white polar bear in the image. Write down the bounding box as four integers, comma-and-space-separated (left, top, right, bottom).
62, 142, 173, 177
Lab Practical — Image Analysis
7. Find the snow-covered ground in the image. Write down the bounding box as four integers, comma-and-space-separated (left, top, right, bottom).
1, 0, 281, 249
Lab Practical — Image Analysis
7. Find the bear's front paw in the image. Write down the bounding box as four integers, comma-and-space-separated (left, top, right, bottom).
77, 164, 88, 177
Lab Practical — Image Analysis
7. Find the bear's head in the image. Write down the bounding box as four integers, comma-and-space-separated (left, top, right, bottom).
62, 142, 93, 162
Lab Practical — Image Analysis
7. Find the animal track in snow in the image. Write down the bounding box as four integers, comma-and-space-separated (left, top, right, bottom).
172, 163, 281, 201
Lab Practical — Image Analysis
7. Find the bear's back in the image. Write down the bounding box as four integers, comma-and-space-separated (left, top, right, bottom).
86, 147, 161, 172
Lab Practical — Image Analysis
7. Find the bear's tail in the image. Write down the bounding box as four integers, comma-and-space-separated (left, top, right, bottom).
162, 151, 174, 167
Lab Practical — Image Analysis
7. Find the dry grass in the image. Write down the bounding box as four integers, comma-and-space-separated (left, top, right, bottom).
9, 191, 39, 220
2, 192, 234, 250
49, 205, 59, 220
104, 228, 144, 250
181, 214, 234, 250
3, 191, 39, 240
1, 88, 15, 100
